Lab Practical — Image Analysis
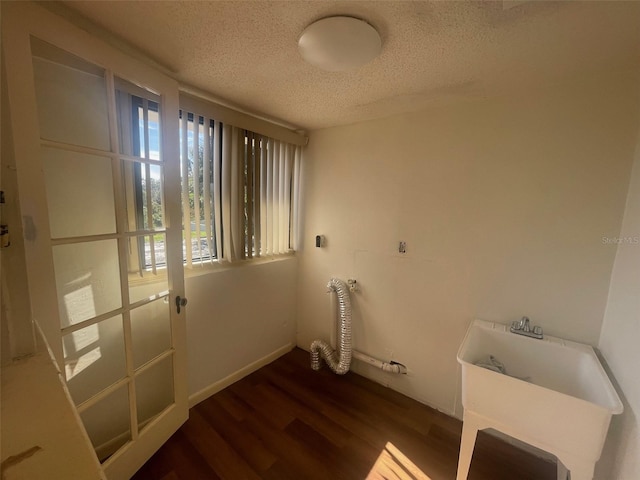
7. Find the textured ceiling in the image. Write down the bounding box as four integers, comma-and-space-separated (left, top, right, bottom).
59, 1, 640, 131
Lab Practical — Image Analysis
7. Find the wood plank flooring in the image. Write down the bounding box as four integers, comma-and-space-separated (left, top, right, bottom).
132, 348, 556, 480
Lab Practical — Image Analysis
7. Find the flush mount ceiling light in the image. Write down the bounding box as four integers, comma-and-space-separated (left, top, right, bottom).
298, 16, 382, 72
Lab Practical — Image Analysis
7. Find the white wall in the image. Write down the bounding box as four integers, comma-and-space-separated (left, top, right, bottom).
296, 68, 640, 417
597, 132, 640, 480
185, 257, 298, 402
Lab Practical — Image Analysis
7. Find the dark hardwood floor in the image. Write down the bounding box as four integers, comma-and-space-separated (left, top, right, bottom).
132, 348, 556, 480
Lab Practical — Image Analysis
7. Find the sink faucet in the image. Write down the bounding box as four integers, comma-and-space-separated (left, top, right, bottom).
510, 316, 543, 339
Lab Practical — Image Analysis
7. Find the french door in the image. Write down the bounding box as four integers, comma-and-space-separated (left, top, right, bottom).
2, 3, 187, 479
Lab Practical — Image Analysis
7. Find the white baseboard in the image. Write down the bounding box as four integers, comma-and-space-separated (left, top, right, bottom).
188, 343, 294, 408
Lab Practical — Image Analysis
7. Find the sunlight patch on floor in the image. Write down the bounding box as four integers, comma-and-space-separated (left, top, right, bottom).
366, 442, 432, 480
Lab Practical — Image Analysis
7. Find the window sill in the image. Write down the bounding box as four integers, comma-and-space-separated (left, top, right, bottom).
126, 252, 296, 287
128, 269, 168, 289
183, 251, 297, 279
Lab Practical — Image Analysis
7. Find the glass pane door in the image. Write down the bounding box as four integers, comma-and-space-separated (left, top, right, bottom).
22, 33, 187, 474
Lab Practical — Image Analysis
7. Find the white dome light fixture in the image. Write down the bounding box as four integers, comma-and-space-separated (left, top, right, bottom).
298, 16, 382, 72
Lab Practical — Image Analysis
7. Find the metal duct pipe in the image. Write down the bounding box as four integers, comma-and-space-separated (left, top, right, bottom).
310, 278, 352, 374
310, 277, 407, 376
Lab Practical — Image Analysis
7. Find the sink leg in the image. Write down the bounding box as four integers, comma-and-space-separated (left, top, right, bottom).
456, 414, 480, 480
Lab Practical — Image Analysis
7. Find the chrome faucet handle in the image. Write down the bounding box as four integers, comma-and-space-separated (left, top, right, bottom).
510, 316, 543, 339
511, 317, 527, 331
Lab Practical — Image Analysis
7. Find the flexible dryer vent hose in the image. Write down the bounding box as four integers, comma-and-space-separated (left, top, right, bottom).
310, 278, 352, 374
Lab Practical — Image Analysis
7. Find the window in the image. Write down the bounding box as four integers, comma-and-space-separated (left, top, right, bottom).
122, 94, 303, 271
179, 110, 219, 265
116, 82, 168, 277
179, 106, 302, 265
130, 96, 164, 268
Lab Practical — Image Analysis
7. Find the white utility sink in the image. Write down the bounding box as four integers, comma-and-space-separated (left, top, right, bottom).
456, 319, 623, 480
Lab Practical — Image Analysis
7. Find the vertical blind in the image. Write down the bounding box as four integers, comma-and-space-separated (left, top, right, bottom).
180, 108, 302, 265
